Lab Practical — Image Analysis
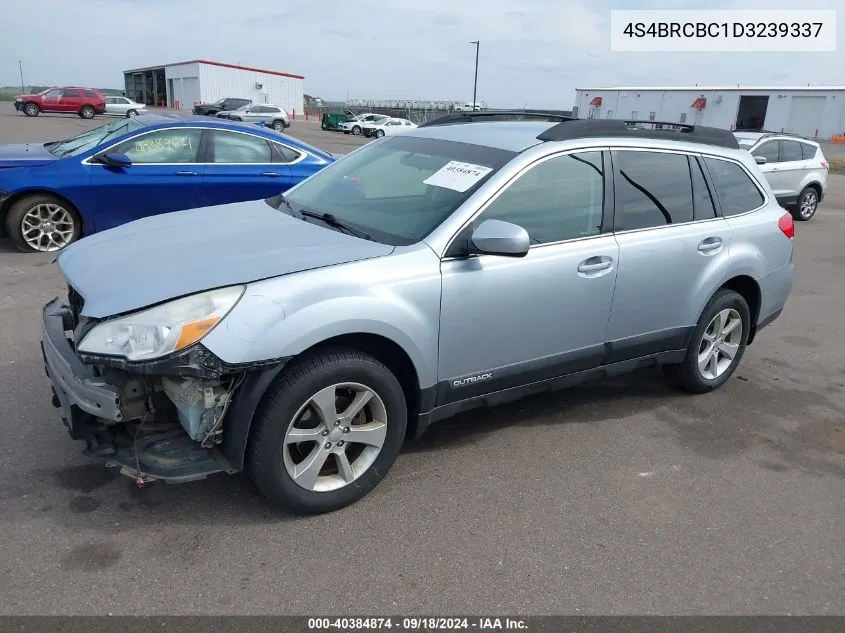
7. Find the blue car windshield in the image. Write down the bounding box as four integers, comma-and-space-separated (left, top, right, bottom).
278, 135, 517, 246
46, 119, 144, 158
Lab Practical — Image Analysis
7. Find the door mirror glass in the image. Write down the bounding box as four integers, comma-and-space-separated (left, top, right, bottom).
755, 155, 767, 165
98, 152, 133, 167
469, 219, 530, 257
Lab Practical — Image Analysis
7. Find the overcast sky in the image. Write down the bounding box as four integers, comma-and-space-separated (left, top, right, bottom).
0, 0, 841, 108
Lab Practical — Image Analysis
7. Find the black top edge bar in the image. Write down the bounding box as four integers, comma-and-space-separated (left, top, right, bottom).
418, 111, 578, 127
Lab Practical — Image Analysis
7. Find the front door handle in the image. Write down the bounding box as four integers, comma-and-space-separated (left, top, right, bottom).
577, 256, 614, 275
175, 170, 198, 176
260, 172, 280, 177
698, 237, 723, 253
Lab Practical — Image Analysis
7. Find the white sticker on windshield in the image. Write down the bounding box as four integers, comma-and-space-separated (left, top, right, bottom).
423, 161, 493, 192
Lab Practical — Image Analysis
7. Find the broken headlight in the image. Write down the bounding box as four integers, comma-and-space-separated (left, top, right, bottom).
77, 286, 245, 362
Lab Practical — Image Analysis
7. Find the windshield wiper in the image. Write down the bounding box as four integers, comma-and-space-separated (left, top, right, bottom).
298, 209, 372, 240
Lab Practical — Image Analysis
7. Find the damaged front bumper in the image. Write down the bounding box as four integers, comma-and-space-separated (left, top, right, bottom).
41, 297, 277, 484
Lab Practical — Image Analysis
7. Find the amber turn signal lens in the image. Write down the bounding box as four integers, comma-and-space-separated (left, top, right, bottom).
174, 317, 220, 351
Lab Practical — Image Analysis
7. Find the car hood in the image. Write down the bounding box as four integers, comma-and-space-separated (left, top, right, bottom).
56, 200, 395, 318
0, 143, 58, 168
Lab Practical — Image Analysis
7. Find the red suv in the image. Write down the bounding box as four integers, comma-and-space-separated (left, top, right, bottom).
15, 87, 106, 119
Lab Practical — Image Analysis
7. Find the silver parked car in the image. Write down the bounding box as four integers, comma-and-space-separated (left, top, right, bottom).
734, 131, 829, 221
104, 95, 147, 118
40, 113, 795, 514
217, 104, 290, 131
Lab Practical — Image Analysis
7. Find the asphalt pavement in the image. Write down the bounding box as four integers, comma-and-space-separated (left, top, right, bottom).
0, 106, 843, 616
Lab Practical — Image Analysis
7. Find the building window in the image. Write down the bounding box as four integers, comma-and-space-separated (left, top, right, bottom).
631, 110, 638, 120
679, 113, 687, 123
606, 109, 614, 118
649, 112, 656, 121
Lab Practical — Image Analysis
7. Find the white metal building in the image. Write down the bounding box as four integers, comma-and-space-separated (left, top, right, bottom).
573, 86, 845, 140
122, 59, 305, 116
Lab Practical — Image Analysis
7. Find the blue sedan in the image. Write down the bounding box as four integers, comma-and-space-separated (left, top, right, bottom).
0, 114, 336, 252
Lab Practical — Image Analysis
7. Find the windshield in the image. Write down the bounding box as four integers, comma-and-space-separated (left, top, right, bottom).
278, 134, 516, 245
46, 118, 144, 158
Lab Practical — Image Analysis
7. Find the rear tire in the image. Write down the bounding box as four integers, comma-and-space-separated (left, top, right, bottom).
247, 348, 407, 514
272, 119, 285, 131
663, 289, 750, 394
23, 103, 39, 117
791, 186, 819, 221
79, 105, 95, 119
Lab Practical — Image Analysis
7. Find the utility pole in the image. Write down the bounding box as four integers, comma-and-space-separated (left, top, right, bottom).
19, 60, 24, 92
470, 41, 479, 110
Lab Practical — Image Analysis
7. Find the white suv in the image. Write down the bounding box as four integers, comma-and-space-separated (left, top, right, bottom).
734, 132, 829, 221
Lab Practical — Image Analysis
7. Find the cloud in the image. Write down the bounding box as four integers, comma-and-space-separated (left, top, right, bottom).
0, 0, 841, 109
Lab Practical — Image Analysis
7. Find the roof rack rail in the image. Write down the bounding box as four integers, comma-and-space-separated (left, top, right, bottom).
418, 110, 577, 128
536, 118, 740, 149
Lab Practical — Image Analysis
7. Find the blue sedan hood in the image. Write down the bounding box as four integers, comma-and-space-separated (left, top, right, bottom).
56, 200, 395, 318
0, 142, 58, 168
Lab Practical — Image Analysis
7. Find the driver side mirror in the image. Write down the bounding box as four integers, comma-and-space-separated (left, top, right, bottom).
754, 155, 767, 165
467, 219, 530, 258
95, 152, 132, 168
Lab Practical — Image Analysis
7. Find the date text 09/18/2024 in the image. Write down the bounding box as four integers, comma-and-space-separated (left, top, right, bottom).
307, 617, 528, 631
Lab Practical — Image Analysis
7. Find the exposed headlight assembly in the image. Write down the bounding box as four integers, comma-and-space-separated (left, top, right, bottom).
78, 286, 244, 362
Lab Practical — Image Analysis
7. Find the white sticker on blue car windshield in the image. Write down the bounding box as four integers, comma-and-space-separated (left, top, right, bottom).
423, 161, 493, 192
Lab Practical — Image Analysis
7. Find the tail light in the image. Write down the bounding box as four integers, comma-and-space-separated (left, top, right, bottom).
778, 212, 795, 240
821, 160, 829, 169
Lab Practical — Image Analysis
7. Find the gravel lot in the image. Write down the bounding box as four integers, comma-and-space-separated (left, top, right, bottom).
0, 106, 843, 615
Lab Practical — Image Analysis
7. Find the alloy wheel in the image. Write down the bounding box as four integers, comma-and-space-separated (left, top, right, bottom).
20, 203, 76, 252
283, 382, 388, 492
697, 308, 742, 380
799, 190, 818, 219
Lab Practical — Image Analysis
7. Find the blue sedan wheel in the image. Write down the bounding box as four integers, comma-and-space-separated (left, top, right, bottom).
6, 194, 81, 253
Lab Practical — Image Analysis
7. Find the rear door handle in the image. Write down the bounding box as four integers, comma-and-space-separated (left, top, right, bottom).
698, 237, 723, 253
260, 172, 280, 177
577, 256, 614, 275
175, 170, 198, 176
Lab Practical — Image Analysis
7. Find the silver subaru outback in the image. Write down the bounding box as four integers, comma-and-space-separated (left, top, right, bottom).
40, 113, 796, 514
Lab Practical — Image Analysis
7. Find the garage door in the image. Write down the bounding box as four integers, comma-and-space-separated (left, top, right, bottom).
181, 77, 201, 109
787, 96, 826, 138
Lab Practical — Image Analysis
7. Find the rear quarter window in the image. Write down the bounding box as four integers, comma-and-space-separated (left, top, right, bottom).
84, 90, 97, 98
702, 157, 765, 216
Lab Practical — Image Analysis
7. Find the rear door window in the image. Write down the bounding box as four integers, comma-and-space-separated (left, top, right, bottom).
210, 130, 272, 163
612, 150, 694, 230
702, 157, 765, 216
779, 140, 803, 162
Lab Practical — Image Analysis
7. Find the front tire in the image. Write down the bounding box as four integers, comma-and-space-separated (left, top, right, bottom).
352, 125, 361, 135
663, 289, 750, 394
79, 105, 95, 119
23, 103, 39, 117
792, 186, 819, 221
247, 348, 407, 514
126, 109, 138, 118
375, 129, 385, 138
4, 194, 82, 253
